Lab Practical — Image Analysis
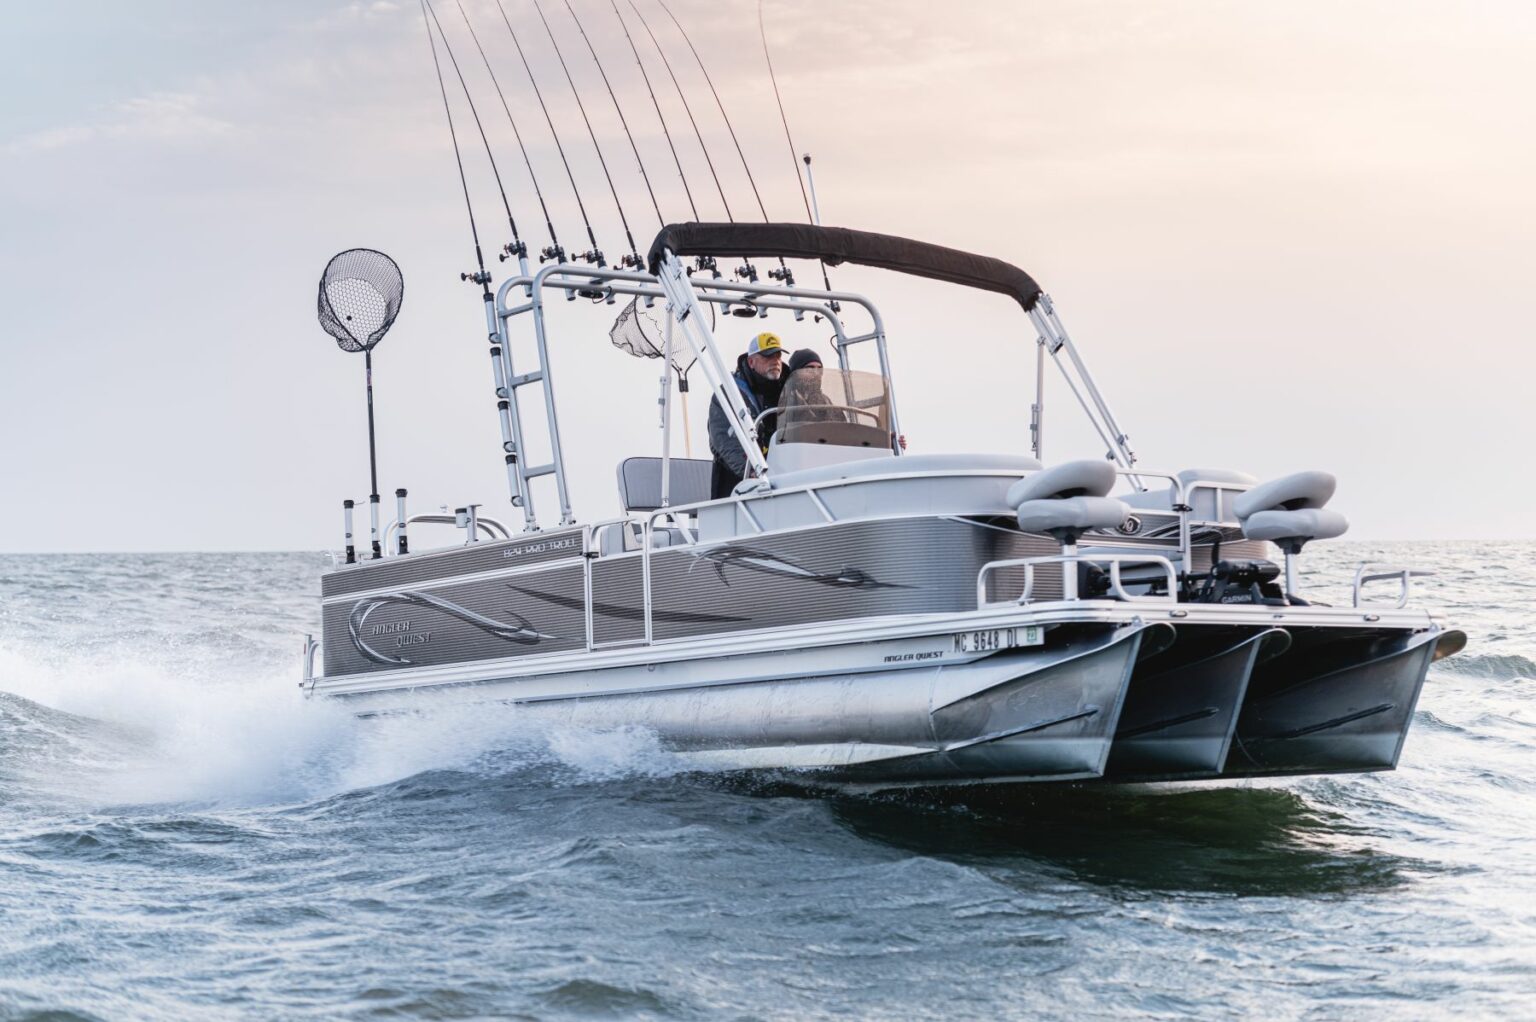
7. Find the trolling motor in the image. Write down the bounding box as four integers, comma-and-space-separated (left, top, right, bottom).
316, 248, 405, 561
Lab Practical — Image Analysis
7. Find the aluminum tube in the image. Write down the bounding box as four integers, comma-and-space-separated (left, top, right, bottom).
342, 499, 356, 564
395, 488, 409, 555
656, 254, 769, 479
368, 495, 381, 560
660, 315, 675, 508
481, 292, 526, 513
528, 296, 574, 524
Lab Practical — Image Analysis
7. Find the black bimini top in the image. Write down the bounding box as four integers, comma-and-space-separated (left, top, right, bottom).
646, 222, 1042, 311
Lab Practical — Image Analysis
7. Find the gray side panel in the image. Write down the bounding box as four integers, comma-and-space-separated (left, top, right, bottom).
321, 530, 584, 599
320, 517, 1070, 679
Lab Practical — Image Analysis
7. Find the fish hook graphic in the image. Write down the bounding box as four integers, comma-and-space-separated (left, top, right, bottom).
348, 590, 558, 665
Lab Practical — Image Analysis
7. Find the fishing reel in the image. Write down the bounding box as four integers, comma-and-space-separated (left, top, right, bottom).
580, 248, 605, 266
539, 244, 566, 264
460, 270, 492, 286
694, 255, 720, 278
768, 265, 795, 286
498, 240, 527, 263
735, 262, 759, 283
619, 252, 643, 270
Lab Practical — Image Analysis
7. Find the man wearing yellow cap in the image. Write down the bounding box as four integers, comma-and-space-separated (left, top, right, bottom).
707, 331, 787, 498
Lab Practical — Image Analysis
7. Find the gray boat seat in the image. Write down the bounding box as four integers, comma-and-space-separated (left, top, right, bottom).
1008, 460, 1128, 541
617, 457, 712, 512
1005, 459, 1116, 506
1235, 471, 1347, 552
1233, 470, 1336, 519
1241, 508, 1348, 546
1016, 496, 1129, 537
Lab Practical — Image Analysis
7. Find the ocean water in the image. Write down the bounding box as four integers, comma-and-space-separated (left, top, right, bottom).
0, 543, 1531, 1020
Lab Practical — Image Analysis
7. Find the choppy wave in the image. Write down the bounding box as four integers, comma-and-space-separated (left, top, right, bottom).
0, 545, 1533, 1020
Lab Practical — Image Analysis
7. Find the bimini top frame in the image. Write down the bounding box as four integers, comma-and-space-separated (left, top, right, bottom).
483, 221, 1141, 533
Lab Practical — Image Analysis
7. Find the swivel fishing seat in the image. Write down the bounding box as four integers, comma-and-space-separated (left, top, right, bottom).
1234, 471, 1348, 599
1007, 460, 1130, 599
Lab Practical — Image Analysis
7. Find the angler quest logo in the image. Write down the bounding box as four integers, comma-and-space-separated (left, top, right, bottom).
370, 619, 432, 650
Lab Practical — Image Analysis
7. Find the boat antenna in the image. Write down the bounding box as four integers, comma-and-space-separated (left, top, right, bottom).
532, 0, 642, 268
317, 249, 405, 561
421, 0, 526, 269
612, 0, 697, 222
453, 0, 563, 264
655, 0, 785, 286
491, 0, 604, 265
420, 0, 489, 283
758, 0, 831, 297
563, 0, 665, 232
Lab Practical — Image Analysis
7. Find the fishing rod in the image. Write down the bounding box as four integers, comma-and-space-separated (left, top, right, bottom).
563, 0, 665, 231
454, 0, 563, 264
422, 0, 526, 273
626, 0, 731, 277
532, 0, 642, 268
655, 0, 787, 286
420, 0, 485, 282
422, 0, 537, 513
758, 0, 831, 296
612, 0, 698, 221
491, 0, 605, 265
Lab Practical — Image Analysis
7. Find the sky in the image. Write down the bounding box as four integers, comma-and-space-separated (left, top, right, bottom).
3, 0, 1533, 552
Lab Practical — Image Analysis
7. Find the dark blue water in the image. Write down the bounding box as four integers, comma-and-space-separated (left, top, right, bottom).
1, 545, 1532, 1020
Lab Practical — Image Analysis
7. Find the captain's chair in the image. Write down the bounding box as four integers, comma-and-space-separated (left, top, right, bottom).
617, 457, 713, 512
603, 457, 714, 556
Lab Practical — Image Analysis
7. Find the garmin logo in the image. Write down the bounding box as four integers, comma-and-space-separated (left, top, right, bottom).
1116, 515, 1143, 536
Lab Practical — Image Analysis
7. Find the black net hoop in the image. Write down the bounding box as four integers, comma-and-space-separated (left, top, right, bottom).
318, 249, 404, 353
608, 297, 702, 375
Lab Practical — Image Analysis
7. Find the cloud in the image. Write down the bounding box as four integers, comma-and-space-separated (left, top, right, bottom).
4, 88, 236, 155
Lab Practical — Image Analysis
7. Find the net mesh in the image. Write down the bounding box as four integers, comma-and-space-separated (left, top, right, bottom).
318, 249, 404, 353
608, 297, 703, 374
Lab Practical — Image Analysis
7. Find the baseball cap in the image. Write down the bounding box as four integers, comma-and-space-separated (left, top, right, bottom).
747, 332, 784, 357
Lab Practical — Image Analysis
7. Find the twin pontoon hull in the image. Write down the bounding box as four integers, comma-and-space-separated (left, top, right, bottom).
325, 613, 1460, 789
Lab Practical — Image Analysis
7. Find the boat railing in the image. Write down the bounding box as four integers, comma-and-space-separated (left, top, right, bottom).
554, 470, 1242, 653
301, 633, 320, 692
381, 512, 512, 553
1353, 563, 1435, 609
977, 553, 1179, 609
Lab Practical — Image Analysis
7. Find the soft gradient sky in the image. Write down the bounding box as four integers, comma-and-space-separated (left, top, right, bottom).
3, 0, 1533, 551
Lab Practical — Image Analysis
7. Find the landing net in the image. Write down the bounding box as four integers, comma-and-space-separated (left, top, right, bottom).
318, 249, 405, 353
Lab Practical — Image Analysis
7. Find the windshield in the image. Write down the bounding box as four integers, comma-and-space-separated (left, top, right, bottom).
773, 367, 892, 448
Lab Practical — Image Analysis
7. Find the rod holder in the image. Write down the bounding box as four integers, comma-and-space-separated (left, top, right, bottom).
342, 499, 356, 565
395, 488, 409, 555
369, 494, 382, 560
455, 504, 481, 544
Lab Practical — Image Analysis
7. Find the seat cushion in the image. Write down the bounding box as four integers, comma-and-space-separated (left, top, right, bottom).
1234, 470, 1337, 519
1005, 459, 1118, 506
1241, 507, 1349, 544
1016, 495, 1129, 535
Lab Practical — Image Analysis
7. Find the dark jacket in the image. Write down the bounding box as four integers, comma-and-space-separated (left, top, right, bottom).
707, 354, 783, 499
